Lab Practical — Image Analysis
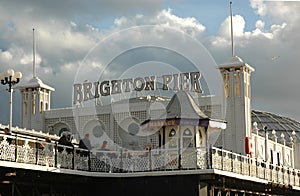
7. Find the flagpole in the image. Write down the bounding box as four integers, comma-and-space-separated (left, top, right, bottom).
230, 1, 234, 57
33, 28, 37, 78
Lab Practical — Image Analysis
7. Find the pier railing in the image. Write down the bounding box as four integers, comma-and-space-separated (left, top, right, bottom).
0, 132, 299, 187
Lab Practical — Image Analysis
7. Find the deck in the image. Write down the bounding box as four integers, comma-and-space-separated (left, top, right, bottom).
0, 132, 299, 191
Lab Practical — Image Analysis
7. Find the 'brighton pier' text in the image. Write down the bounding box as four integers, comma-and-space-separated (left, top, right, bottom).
73, 72, 203, 104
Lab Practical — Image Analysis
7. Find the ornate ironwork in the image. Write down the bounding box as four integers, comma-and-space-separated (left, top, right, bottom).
0, 132, 299, 188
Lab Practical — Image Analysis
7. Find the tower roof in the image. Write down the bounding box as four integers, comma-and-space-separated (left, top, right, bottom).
141, 91, 226, 129
166, 90, 208, 120
218, 56, 255, 72
15, 76, 55, 91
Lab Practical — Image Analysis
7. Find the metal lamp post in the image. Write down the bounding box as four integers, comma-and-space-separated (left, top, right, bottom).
0, 69, 22, 132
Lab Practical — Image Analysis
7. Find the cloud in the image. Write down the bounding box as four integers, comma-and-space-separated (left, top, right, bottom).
1, 0, 163, 21
0, 50, 12, 62
114, 9, 206, 37
250, 0, 267, 16
1, 0, 300, 128
211, 1, 300, 121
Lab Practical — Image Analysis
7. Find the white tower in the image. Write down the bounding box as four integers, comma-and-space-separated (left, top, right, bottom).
17, 77, 54, 131
16, 29, 54, 131
218, 56, 254, 154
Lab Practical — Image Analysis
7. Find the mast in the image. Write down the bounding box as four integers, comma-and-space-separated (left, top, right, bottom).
33, 28, 37, 78
230, 1, 234, 57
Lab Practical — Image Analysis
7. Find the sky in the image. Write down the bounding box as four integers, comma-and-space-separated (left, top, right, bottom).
0, 0, 300, 128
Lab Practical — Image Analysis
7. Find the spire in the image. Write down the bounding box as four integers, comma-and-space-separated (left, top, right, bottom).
230, 1, 234, 57
32, 28, 37, 78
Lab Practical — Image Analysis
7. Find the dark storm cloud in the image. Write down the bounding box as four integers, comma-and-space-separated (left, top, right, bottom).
1, 0, 163, 20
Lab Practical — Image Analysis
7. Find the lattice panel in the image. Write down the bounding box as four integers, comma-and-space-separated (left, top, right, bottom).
74, 154, 89, 171
284, 171, 289, 184
257, 165, 265, 179
232, 158, 241, 173
212, 153, 222, 170
151, 154, 167, 170
265, 168, 271, 181
223, 154, 232, 172
250, 163, 256, 177
37, 148, 55, 167
242, 161, 249, 175
122, 157, 136, 172
181, 150, 197, 169
90, 158, 110, 172
16, 142, 36, 164
109, 158, 122, 171
271, 169, 278, 183
290, 174, 295, 186
295, 175, 299, 186
196, 150, 207, 169
131, 156, 150, 171
57, 150, 73, 169
165, 153, 179, 170
0, 139, 15, 161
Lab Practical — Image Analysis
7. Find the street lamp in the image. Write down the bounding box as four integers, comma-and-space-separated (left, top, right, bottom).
0, 68, 22, 132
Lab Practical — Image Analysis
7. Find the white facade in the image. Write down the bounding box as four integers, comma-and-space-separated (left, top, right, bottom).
16, 76, 54, 131
14, 55, 300, 170
218, 56, 254, 154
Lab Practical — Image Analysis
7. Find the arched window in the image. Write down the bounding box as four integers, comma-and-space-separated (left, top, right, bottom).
169, 129, 177, 148
32, 93, 36, 115
24, 101, 28, 115
183, 128, 192, 136
40, 101, 43, 113
183, 128, 193, 147
169, 129, 176, 137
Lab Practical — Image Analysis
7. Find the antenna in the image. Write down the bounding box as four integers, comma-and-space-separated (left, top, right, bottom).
32, 28, 37, 78
230, 1, 234, 57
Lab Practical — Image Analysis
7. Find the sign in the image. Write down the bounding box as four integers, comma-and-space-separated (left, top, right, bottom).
142, 119, 209, 128
73, 71, 203, 104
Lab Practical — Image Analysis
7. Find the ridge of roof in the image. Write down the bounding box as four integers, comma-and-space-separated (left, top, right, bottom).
165, 90, 208, 120
15, 77, 55, 91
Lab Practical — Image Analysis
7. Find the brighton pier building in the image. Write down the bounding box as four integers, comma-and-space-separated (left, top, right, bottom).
0, 55, 300, 196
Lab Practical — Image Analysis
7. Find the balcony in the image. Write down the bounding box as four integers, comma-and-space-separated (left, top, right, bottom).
0, 132, 299, 189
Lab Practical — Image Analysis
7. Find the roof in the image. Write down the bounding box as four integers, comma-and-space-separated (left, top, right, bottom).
141, 91, 226, 129
15, 77, 55, 91
165, 90, 209, 120
252, 110, 300, 140
218, 56, 255, 72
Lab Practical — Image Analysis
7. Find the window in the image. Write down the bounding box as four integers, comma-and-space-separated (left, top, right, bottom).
224, 83, 230, 98
24, 102, 28, 115
183, 128, 193, 147
169, 129, 176, 137
183, 129, 192, 136
270, 150, 273, 164
32, 93, 36, 115
277, 152, 282, 165
169, 129, 177, 148
40, 101, 43, 113
198, 129, 203, 146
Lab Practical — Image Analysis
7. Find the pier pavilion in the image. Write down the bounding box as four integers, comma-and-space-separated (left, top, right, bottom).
0, 55, 298, 195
